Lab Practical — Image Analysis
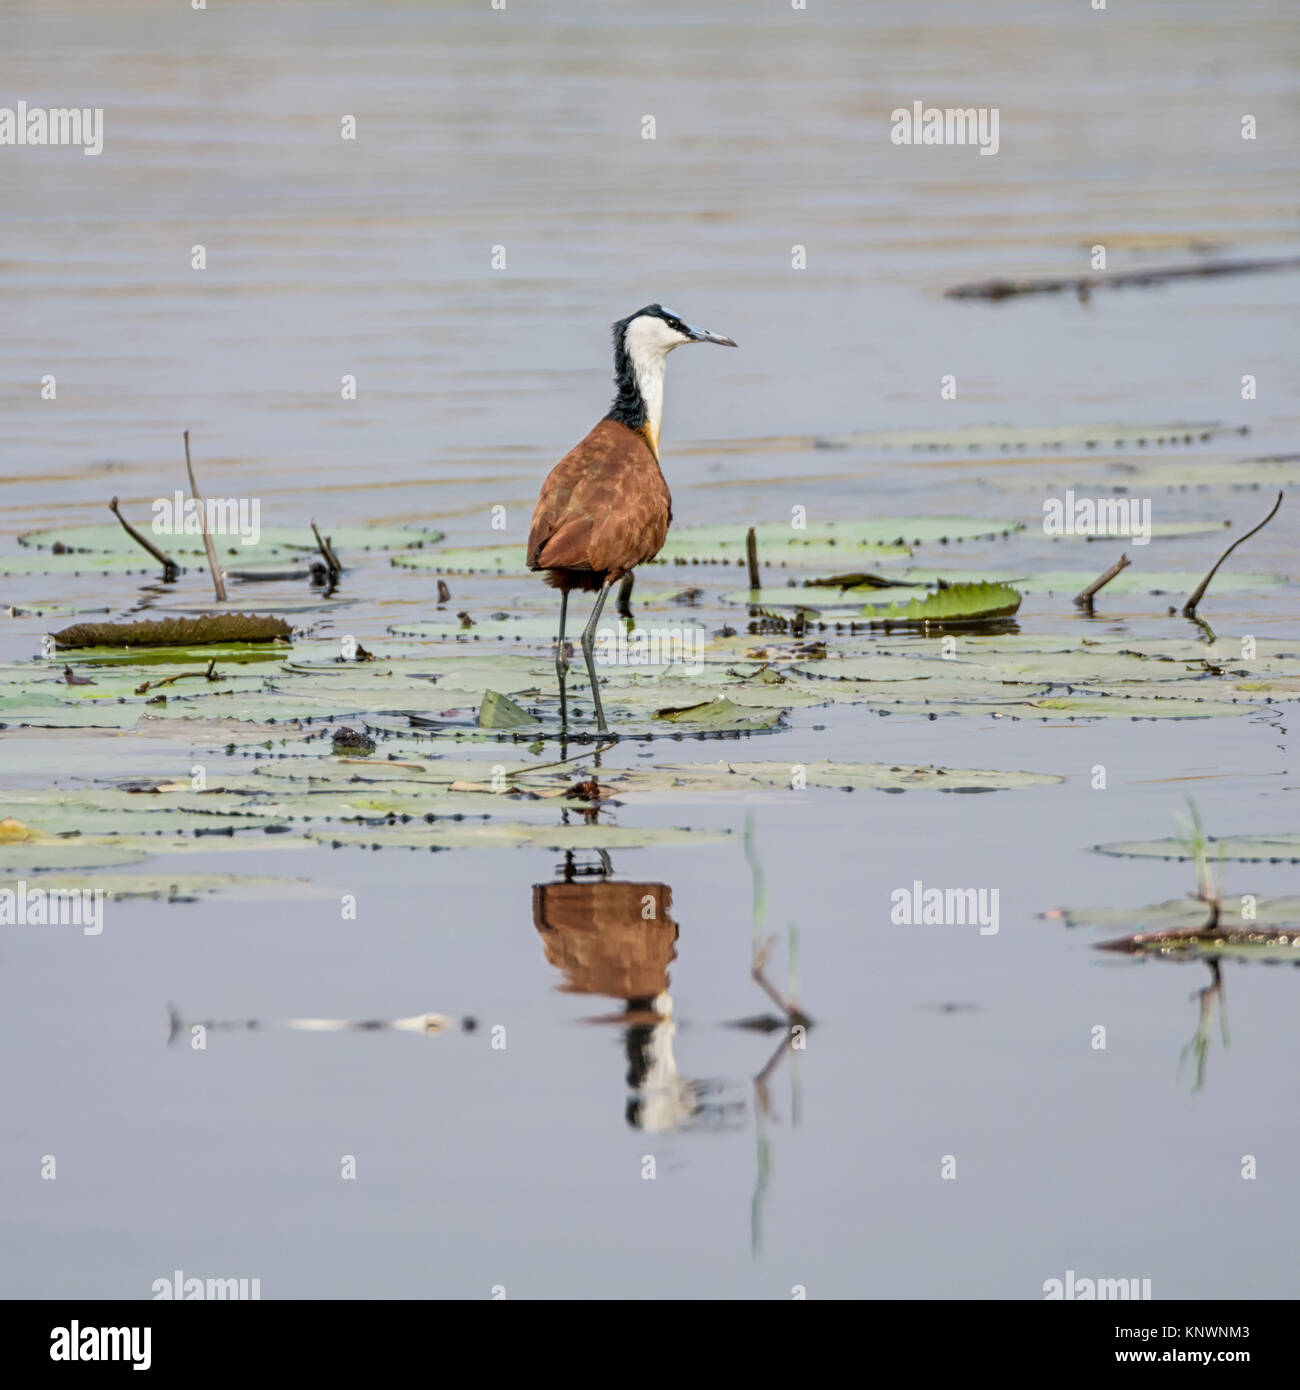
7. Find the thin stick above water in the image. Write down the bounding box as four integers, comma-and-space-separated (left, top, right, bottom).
183, 430, 227, 602
1073, 552, 1130, 608
310, 521, 342, 578
108, 496, 179, 579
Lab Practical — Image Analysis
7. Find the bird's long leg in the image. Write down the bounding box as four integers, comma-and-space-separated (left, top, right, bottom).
616, 572, 635, 621
580, 582, 613, 734
555, 587, 570, 730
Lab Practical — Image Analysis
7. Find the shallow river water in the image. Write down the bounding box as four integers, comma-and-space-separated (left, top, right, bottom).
1, 0, 1298, 1298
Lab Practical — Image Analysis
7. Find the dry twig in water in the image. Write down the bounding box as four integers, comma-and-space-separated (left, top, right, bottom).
108, 496, 179, 579
1073, 552, 1130, 608
183, 430, 227, 602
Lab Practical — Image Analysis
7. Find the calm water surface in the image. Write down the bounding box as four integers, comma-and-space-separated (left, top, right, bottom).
1, 0, 1298, 1298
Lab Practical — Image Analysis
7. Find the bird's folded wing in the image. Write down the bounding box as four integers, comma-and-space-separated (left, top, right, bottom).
528, 420, 669, 574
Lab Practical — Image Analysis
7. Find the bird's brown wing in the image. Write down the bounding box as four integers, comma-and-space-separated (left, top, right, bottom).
527, 419, 671, 580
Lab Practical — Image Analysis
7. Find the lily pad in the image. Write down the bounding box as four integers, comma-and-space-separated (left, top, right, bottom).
813, 421, 1244, 451
1045, 897, 1300, 931
309, 822, 731, 851
1027, 695, 1249, 719
0, 839, 150, 871
1096, 835, 1300, 863
18, 523, 444, 557
653, 518, 1022, 567
478, 689, 541, 729
0, 551, 171, 577
652, 696, 787, 731
1, 872, 331, 902
626, 760, 1062, 795
391, 545, 527, 575
890, 569, 1284, 598
860, 582, 1022, 628
1095, 927, 1300, 962
1047, 520, 1231, 541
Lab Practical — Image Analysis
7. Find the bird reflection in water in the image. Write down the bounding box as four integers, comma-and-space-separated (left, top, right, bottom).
532, 851, 743, 1132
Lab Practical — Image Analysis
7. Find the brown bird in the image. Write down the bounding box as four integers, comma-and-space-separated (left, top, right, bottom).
527, 304, 736, 732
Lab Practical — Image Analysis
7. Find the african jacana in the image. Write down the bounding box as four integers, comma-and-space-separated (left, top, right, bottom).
526, 304, 737, 732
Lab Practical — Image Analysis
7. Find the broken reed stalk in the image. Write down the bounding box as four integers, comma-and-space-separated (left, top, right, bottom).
108, 496, 179, 579
310, 521, 342, 578
1182, 490, 1283, 617
745, 526, 761, 593
183, 430, 227, 602
133, 659, 219, 696
1073, 552, 1130, 608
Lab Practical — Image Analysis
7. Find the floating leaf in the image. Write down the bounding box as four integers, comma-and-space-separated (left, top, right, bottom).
654, 518, 1021, 567
19, 523, 443, 557
1, 872, 331, 902
1096, 835, 1300, 863
1095, 927, 1300, 962
0, 840, 150, 871
861, 582, 1022, 628
478, 689, 541, 729
309, 822, 731, 851
391, 545, 526, 575
652, 696, 786, 731
1030, 695, 1249, 719
888, 569, 1285, 598
0, 551, 169, 577
611, 760, 1062, 795
1045, 897, 1300, 931
813, 421, 1244, 451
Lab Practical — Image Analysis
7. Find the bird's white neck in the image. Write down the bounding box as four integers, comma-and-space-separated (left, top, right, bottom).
629, 344, 667, 457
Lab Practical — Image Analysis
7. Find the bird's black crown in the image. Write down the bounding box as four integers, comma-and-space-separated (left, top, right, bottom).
617, 304, 686, 335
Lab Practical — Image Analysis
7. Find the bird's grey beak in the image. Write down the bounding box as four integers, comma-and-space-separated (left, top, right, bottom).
686, 324, 737, 347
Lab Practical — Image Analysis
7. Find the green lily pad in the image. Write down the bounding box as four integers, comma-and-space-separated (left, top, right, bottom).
627, 760, 1063, 794
1045, 897, 1300, 931
1, 872, 331, 902
890, 569, 1284, 598
814, 421, 1244, 451
722, 586, 913, 609
0, 551, 172, 577
309, 822, 731, 851
478, 689, 541, 729
654, 518, 1022, 567
1096, 835, 1300, 863
861, 582, 1022, 627
18, 523, 443, 557
391, 545, 527, 575
1028, 695, 1250, 719
1095, 927, 1300, 962
57, 644, 289, 668
652, 696, 787, 731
